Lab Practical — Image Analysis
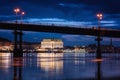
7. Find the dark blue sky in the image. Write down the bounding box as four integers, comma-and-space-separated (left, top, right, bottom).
0, 0, 120, 46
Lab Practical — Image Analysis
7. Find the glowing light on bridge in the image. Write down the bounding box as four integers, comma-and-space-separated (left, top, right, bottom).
21, 11, 25, 15
21, 11, 25, 23
14, 8, 21, 23
96, 13, 103, 28
14, 8, 20, 15
96, 13, 103, 20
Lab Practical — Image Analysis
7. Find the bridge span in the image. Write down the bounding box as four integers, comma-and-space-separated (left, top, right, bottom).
0, 22, 120, 58
0, 22, 120, 38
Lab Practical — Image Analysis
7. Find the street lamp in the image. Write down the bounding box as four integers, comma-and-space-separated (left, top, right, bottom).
14, 8, 20, 23
20, 11, 25, 52
14, 8, 20, 14
97, 14, 103, 20
20, 11, 25, 25
21, 11, 25, 23
96, 13, 103, 59
13, 8, 20, 56
96, 13, 103, 28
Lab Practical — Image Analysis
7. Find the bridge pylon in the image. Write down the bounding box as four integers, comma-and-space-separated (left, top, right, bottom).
13, 29, 23, 57
96, 35, 102, 59
95, 27, 102, 59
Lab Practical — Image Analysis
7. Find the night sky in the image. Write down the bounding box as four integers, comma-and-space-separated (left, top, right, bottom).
0, 0, 120, 46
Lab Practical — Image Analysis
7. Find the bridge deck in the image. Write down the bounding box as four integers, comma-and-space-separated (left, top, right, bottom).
0, 22, 120, 38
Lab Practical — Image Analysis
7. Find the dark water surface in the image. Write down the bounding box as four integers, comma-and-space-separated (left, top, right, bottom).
0, 53, 120, 80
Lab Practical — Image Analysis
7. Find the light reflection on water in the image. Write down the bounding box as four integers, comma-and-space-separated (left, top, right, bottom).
0, 53, 120, 80
0, 53, 12, 80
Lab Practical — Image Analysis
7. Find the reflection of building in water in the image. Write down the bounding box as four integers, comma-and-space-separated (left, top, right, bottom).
0, 53, 11, 69
37, 54, 63, 72
37, 53, 63, 58
41, 39, 63, 49
74, 54, 86, 64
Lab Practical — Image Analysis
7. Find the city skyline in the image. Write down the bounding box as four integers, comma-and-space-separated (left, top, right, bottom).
0, 0, 120, 46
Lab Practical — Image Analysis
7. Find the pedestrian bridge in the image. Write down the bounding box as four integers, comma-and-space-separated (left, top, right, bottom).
0, 22, 120, 58
0, 22, 120, 38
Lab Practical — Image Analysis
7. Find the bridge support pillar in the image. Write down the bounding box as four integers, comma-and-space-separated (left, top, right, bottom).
13, 30, 23, 57
95, 29, 102, 59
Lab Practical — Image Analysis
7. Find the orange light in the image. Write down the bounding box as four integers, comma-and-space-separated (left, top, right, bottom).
91, 59, 103, 62
96, 13, 103, 20
14, 8, 20, 13
16, 8, 20, 12
100, 14, 102, 17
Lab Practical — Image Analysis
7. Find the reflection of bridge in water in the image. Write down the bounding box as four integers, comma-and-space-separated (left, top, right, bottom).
0, 22, 120, 58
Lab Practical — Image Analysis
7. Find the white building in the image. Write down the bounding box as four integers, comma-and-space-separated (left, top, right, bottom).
41, 39, 63, 49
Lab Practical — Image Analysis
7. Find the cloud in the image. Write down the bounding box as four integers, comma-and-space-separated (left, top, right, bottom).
62, 35, 80, 41
0, 15, 14, 18
35, 18, 66, 22
62, 0, 120, 14
100, 20, 118, 27
0, 15, 16, 21
3, 17, 119, 29
0, 0, 119, 30
23, 18, 94, 27
62, 35, 95, 42
102, 24, 118, 27
103, 37, 120, 42
61, 35, 96, 46
23, 18, 119, 29
0, 0, 120, 15
100, 21, 116, 24
58, 3, 84, 8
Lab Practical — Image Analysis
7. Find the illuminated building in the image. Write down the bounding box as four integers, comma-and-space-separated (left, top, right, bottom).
41, 39, 63, 49
0, 41, 13, 51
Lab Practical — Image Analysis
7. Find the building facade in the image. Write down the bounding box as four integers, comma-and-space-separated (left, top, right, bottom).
41, 39, 63, 49
0, 41, 13, 51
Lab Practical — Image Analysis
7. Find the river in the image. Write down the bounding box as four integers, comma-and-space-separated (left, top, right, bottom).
0, 53, 120, 80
